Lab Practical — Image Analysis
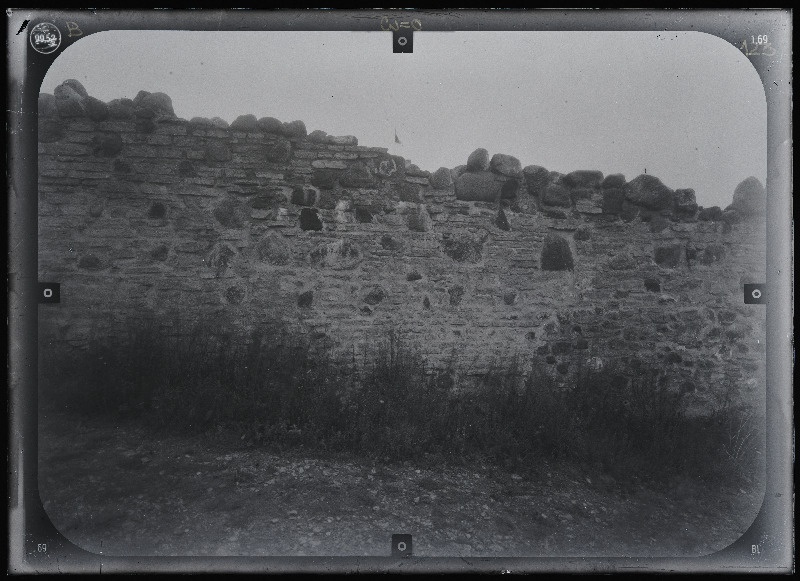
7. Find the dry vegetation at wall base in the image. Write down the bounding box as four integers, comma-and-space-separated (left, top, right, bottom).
40, 321, 762, 488
38, 80, 767, 479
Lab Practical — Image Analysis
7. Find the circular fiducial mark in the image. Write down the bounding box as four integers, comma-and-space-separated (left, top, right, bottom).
30, 22, 61, 54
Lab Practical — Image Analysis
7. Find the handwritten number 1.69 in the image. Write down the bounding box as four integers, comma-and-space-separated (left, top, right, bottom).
740, 36, 776, 57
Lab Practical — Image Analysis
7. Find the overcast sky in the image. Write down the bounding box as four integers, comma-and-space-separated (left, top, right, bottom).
41, 30, 766, 209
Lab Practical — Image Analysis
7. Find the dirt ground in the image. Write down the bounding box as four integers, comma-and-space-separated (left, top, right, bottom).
37, 408, 764, 559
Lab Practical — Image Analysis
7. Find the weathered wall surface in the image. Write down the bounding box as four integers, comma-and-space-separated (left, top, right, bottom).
37, 81, 767, 413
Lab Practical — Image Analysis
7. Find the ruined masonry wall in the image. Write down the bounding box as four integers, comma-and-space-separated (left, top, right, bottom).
37, 84, 767, 413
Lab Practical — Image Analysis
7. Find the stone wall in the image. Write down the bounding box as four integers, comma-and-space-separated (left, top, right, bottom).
38, 80, 767, 413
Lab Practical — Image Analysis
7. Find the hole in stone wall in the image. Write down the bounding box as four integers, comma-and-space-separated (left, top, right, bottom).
354, 206, 373, 223
495, 208, 511, 231
644, 278, 661, 292
298, 290, 313, 308
364, 286, 385, 305
299, 208, 323, 231
540, 234, 574, 271
148, 202, 167, 219
380, 234, 402, 251
448, 285, 465, 306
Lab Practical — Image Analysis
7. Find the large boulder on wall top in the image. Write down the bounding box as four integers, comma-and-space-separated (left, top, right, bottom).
490, 153, 522, 178
139, 92, 176, 117
624, 174, 674, 210
231, 114, 259, 131
61, 79, 88, 98
130, 89, 175, 118
698, 206, 724, 221
601, 173, 626, 189
522, 165, 550, 197
282, 120, 307, 139
729, 176, 766, 217
673, 188, 698, 215
561, 170, 604, 189
53, 80, 87, 117
258, 117, 284, 134
430, 167, 453, 189
541, 183, 572, 207
454, 171, 506, 202
466, 148, 490, 172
